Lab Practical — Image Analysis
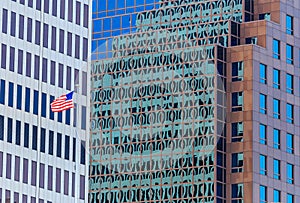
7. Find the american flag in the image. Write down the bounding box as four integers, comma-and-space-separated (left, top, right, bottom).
51, 91, 74, 112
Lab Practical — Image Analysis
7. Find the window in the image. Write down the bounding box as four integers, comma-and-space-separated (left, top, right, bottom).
75, 35, 80, 59
58, 64, 64, 88
15, 120, 21, 145
25, 87, 30, 112
50, 61, 55, 85
40, 128, 46, 153
273, 39, 280, 59
273, 129, 280, 149
8, 82, 14, 107
260, 154, 267, 175
6, 154, 12, 179
51, 27, 56, 51
231, 183, 244, 202
259, 94, 266, 114
82, 71, 87, 96
232, 153, 243, 173
2, 9, 8, 34
56, 168, 61, 193
48, 166, 53, 190
273, 99, 280, 119
35, 20, 41, 45
58, 112, 62, 123
52, 0, 57, 16
260, 185, 267, 203
49, 131, 54, 155
68, 0, 73, 22
17, 49, 23, 74
42, 58, 47, 83
17, 85, 22, 110
76, 2, 81, 25
14, 156, 20, 181
31, 161, 37, 186
287, 163, 294, 184
57, 133, 62, 157
286, 44, 293, 64
59, 29, 64, 54
232, 122, 243, 142
26, 52, 31, 77
67, 32, 72, 56
65, 135, 70, 160
0, 115, 3, 141
32, 126, 37, 150
7, 118, 13, 143
33, 90, 39, 115
36, 0, 41, 10
43, 24, 49, 48
67, 66, 71, 90
259, 13, 270, 20
49, 95, 55, 120
27, 18, 32, 42
80, 141, 85, 164
39, 163, 45, 188
273, 189, 280, 203
41, 93, 47, 118
80, 175, 85, 200
273, 159, 280, 180
245, 36, 257, 45
34, 55, 40, 80
44, 0, 49, 13
19, 15, 24, 39
10, 12, 16, 37
286, 15, 293, 35
232, 92, 243, 112
0, 79, 5, 104
259, 124, 267, 145
9, 47, 15, 72
286, 74, 293, 94
24, 123, 29, 148
287, 194, 294, 203
66, 110, 70, 125
72, 138, 76, 162
83, 4, 88, 28
1, 44, 7, 69
23, 158, 28, 183
83, 37, 88, 61
286, 103, 293, 124
273, 69, 280, 89
60, 0, 65, 19
286, 133, 294, 154
259, 64, 266, 84
232, 61, 244, 82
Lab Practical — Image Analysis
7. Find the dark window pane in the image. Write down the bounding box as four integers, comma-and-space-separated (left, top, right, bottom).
39, 163, 45, 188
2, 9, 8, 34
0, 116, 3, 140
24, 123, 29, 147
48, 166, 53, 190
58, 112, 62, 123
75, 35, 80, 59
72, 173, 75, 196
80, 140, 85, 164
8, 82, 14, 107
26, 52, 31, 77
68, 0, 73, 22
59, 29, 64, 54
19, 15, 24, 39
15, 85, 22, 110
49, 95, 55, 120
60, 0, 65, 19
23, 158, 28, 183
34, 55, 40, 80
36, 0, 41, 10
44, 0, 49, 13
25, 87, 30, 112
66, 109, 70, 125
83, 4, 88, 28
32, 125, 38, 150
52, 0, 57, 16
6, 154, 11, 179
11, 11, 16, 37
82, 71, 87, 96
57, 133, 62, 157
65, 135, 70, 160
42, 58, 47, 82
9, 47, 15, 72
31, 161, 37, 186
40, 128, 46, 153
76, 2, 81, 25
35, 20, 41, 45
66, 66, 71, 90
31, 197, 36, 203
56, 168, 61, 192
18, 49, 23, 74
33, 90, 38, 115
20, 0, 25, 4
0, 152, 2, 176
43, 24, 49, 48
14, 156, 20, 181
80, 175, 85, 199
74, 68, 79, 87
50, 61, 55, 85
27, 18, 32, 42
58, 64, 63, 88
1, 44, 7, 69
67, 32, 72, 56
81, 106, 86, 129
22, 195, 27, 203
49, 130, 54, 155
28, 0, 33, 7
5, 190, 10, 202
51, 27, 56, 51
7, 118, 13, 143
41, 93, 47, 117
83, 37, 88, 61
64, 170, 69, 195
0, 79, 5, 104
16, 120, 21, 145
72, 138, 76, 162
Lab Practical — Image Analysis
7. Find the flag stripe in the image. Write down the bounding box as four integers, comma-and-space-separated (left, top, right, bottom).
50, 91, 74, 112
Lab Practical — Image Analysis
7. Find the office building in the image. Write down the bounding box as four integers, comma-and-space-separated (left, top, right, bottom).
91, 0, 299, 202
0, 0, 90, 202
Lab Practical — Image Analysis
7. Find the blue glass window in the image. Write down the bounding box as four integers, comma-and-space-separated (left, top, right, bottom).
9, 47, 15, 72
75, 35, 80, 59
58, 64, 63, 88
41, 93, 47, 118
83, 38, 88, 61
273, 99, 280, 119
27, 18, 32, 42
232, 92, 243, 112
287, 194, 294, 203
231, 183, 244, 201
44, 0, 49, 13
68, 0, 73, 22
57, 133, 62, 157
287, 163, 294, 184
35, 20, 41, 45
286, 74, 293, 94
286, 103, 293, 124
50, 61, 55, 85
43, 24, 49, 48
286, 133, 294, 154
8, 82, 14, 107
2, 9, 8, 34
7, 118, 13, 143
49, 130, 54, 155
66, 66, 71, 90
26, 52, 31, 77
232, 153, 243, 173
72, 138, 76, 162
24, 123, 29, 148
80, 141, 85, 164
76, 2, 81, 25
273, 159, 280, 180
259, 63, 266, 84
10, 12, 16, 37
25, 87, 30, 112
259, 124, 266, 145
0, 115, 3, 140
286, 44, 293, 64
52, 0, 57, 16
28, 0, 33, 7
58, 112, 62, 123
66, 110, 70, 125
0, 79, 5, 104
59, 29, 64, 54
49, 95, 55, 120
67, 32, 72, 56
231, 122, 243, 142
32, 125, 37, 150
259, 154, 267, 175
81, 106, 86, 130
273, 39, 280, 59
40, 128, 46, 153
36, 0, 41, 10
273, 129, 280, 149
1, 44, 7, 69
17, 85, 22, 110
34, 55, 40, 80
259, 185, 267, 203
33, 90, 38, 115
15, 120, 21, 145
42, 58, 47, 83
259, 94, 266, 114
286, 15, 293, 35
60, 0, 65, 19
83, 4, 88, 28
65, 135, 70, 160
51, 26, 56, 51
273, 189, 280, 203
17, 49, 23, 74
19, 15, 24, 40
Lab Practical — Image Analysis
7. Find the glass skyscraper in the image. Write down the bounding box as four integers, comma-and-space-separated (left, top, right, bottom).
91, 0, 300, 202
0, 0, 90, 202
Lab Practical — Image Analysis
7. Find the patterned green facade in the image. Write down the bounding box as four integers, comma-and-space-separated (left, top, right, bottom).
90, 0, 246, 202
